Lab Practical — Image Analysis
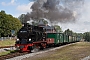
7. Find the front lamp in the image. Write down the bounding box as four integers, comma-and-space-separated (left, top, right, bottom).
29, 39, 31, 41
17, 39, 19, 41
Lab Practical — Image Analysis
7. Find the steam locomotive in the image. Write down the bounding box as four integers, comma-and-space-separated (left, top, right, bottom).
15, 23, 80, 52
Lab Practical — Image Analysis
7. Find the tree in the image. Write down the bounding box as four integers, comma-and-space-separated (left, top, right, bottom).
54, 25, 62, 33
64, 29, 73, 36
18, 14, 25, 23
0, 10, 22, 37
83, 32, 90, 42
18, 13, 31, 24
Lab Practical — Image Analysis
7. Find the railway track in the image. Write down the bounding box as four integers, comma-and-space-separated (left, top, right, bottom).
0, 51, 29, 60
0, 47, 49, 60
0, 46, 15, 53
0, 46, 15, 49
0, 43, 76, 60
6, 43, 76, 60
0, 45, 55, 60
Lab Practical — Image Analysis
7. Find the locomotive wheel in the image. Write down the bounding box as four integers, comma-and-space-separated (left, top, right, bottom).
19, 49, 23, 53
40, 46, 44, 50
40, 43, 47, 50
27, 46, 33, 53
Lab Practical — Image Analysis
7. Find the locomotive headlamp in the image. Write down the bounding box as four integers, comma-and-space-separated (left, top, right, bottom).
17, 39, 19, 41
29, 39, 31, 41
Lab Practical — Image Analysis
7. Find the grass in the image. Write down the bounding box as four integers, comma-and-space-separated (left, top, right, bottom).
0, 39, 16, 56
1, 41, 90, 60
25, 42, 90, 60
0, 50, 16, 56
0, 51, 11, 56
0, 39, 15, 47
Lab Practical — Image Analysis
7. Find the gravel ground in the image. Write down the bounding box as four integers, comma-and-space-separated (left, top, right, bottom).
6, 43, 74, 60
6, 42, 90, 60
81, 56, 90, 60
22, 42, 90, 60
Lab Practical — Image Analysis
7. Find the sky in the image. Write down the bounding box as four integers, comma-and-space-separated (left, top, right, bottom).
0, 0, 34, 17
59, 0, 90, 33
0, 0, 90, 33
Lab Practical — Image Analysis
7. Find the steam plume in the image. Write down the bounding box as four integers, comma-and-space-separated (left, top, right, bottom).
30, 0, 84, 23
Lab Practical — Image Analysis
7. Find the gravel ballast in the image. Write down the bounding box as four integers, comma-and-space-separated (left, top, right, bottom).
6, 43, 74, 60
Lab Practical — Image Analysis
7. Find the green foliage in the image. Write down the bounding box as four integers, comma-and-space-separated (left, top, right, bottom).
18, 13, 31, 23
54, 25, 62, 33
42, 19, 48, 25
18, 14, 25, 23
64, 29, 83, 41
83, 32, 90, 42
0, 10, 22, 37
64, 29, 73, 36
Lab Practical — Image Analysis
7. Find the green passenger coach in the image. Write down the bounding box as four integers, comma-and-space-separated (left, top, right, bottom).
47, 33, 59, 44
46, 33, 80, 46
47, 33, 69, 45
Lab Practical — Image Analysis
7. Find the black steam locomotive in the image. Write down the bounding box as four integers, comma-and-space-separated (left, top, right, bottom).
15, 23, 47, 52
15, 23, 80, 52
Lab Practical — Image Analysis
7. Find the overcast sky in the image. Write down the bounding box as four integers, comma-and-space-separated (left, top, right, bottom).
0, 0, 90, 33
59, 0, 90, 33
